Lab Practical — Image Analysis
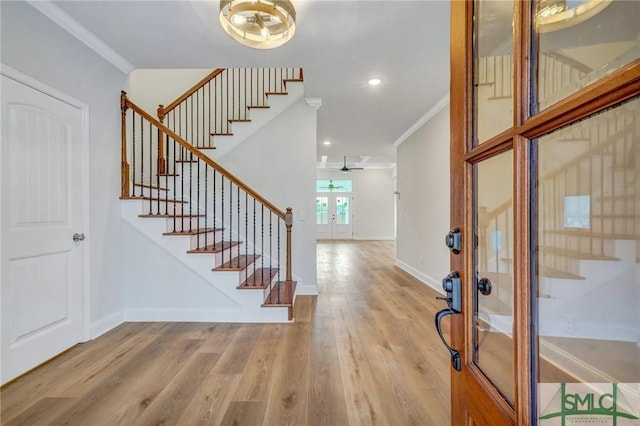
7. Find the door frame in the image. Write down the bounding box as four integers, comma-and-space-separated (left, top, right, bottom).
316, 192, 354, 240
449, 2, 640, 424
0, 64, 92, 343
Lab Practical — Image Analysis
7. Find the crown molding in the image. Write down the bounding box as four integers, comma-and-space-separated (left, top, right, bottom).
27, 1, 135, 74
393, 93, 450, 148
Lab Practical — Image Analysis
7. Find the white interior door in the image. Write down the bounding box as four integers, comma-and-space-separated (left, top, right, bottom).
1, 74, 85, 384
316, 193, 353, 240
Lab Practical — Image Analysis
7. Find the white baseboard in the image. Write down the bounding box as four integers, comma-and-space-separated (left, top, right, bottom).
353, 236, 395, 241
539, 339, 617, 384
395, 260, 444, 295
123, 307, 290, 323
90, 311, 124, 339
295, 282, 319, 295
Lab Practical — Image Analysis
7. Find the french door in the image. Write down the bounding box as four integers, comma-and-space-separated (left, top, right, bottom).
316, 193, 353, 240
447, 1, 640, 424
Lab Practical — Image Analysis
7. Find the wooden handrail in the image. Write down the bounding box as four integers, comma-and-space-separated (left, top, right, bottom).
157, 68, 225, 120
124, 94, 286, 219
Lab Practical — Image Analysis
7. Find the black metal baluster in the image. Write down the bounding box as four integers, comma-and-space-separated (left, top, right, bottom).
269, 211, 272, 303
245, 191, 248, 281
204, 163, 208, 251
150, 121, 155, 214
189, 151, 193, 233
261, 204, 264, 286
237, 185, 240, 268
253, 198, 256, 286
164, 134, 169, 218
196, 155, 200, 249
277, 216, 281, 304
172, 134, 177, 233
221, 176, 225, 266
229, 180, 233, 265
132, 111, 136, 197
213, 170, 217, 250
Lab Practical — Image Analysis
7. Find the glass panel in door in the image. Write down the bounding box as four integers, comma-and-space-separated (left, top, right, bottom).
474, 149, 515, 405
535, 0, 640, 111
474, 0, 514, 145
535, 97, 640, 422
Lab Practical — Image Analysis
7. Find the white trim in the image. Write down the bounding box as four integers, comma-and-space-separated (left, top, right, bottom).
90, 311, 123, 339
123, 308, 292, 323
539, 339, 617, 384
26, 1, 135, 74
295, 282, 319, 296
354, 236, 395, 241
395, 259, 444, 295
1, 63, 93, 343
393, 94, 450, 148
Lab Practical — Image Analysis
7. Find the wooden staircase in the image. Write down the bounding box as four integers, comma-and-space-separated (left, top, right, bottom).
119, 68, 303, 322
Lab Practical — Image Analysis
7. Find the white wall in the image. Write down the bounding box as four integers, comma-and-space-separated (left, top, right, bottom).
221, 100, 318, 295
1, 2, 128, 335
316, 169, 396, 240
128, 69, 213, 113
396, 104, 450, 291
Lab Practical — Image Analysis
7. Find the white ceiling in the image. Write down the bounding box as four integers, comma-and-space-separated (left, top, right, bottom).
45, 0, 450, 170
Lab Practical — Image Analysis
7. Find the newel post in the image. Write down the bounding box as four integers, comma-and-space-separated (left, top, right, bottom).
285, 207, 293, 281
120, 91, 130, 198
156, 104, 166, 175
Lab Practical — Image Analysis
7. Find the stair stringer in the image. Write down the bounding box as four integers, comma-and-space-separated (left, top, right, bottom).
121, 199, 291, 323
206, 81, 304, 160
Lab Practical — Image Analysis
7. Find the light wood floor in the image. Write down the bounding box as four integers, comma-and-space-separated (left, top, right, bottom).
1, 240, 451, 425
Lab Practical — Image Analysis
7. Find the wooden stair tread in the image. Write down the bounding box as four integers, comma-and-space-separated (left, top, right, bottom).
176, 159, 199, 163
538, 266, 585, 280
214, 255, 260, 271
247, 105, 270, 109
210, 132, 233, 136
237, 268, 278, 289
163, 227, 219, 236
262, 281, 297, 320
193, 145, 216, 149
265, 91, 288, 95
157, 173, 179, 177
138, 213, 204, 218
187, 241, 242, 254
140, 196, 187, 203
537, 246, 620, 261
228, 119, 251, 123
133, 183, 167, 191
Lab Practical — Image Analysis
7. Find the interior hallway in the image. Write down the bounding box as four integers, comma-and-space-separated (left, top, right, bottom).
1, 240, 451, 425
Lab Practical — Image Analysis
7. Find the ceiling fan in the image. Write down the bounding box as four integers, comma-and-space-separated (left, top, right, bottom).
333, 156, 364, 173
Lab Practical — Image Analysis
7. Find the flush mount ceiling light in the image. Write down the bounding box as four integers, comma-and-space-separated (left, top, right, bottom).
368, 78, 382, 86
219, 0, 296, 49
535, 0, 612, 33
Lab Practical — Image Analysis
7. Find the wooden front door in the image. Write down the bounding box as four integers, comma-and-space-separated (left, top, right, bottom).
447, 1, 640, 424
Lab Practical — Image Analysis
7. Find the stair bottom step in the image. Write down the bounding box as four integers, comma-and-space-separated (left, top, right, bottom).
262, 281, 296, 321
262, 281, 296, 307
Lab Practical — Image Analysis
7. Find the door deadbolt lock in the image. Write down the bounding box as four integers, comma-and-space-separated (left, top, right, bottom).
445, 227, 462, 254
72, 233, 85, 242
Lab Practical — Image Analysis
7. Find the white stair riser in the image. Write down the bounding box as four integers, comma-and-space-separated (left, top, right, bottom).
165, 216, 205, 233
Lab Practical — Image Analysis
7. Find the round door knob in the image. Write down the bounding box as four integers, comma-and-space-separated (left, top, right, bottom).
477, 277, 492, 296
72, 233, 85, 242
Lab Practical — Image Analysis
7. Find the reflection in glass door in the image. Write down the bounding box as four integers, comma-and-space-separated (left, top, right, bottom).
316, 193, 353, 240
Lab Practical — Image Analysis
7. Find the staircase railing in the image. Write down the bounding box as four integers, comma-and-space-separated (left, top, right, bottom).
479, 106, 636, 286
156, 68, 303, 151
120, 91, 294, 302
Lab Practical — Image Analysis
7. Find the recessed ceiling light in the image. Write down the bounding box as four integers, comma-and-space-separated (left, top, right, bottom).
368, 78, 382, 86
323, 140, 331, 146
